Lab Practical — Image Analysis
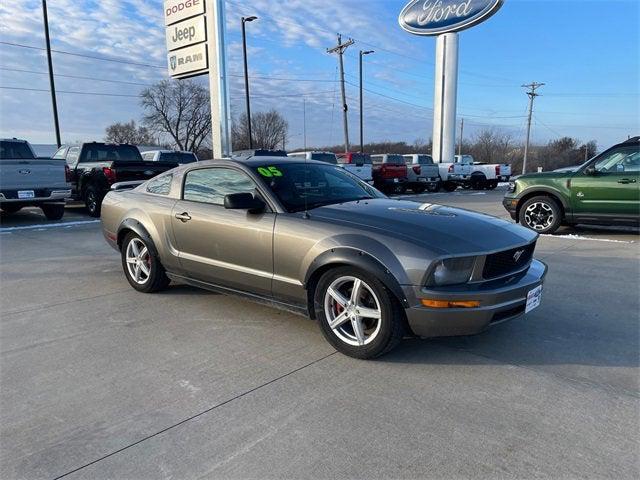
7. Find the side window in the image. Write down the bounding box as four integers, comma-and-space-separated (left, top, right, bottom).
183, 168, 256, 205
53, 147, 67, 159
593, 146, 640, 174
66, 147, 80, 165
146, 174, 173, 195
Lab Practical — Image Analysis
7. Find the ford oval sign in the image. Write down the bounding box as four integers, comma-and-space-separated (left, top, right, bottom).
399, 0, 504, 36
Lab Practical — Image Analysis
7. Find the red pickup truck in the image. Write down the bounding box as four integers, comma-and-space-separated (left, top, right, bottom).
371, 154, 408, 193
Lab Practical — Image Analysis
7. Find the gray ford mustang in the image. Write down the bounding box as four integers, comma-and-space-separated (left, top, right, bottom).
101, 157, 547, 359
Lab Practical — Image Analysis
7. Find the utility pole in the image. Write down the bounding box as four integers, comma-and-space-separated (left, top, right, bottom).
303, 98, 307, 152
521, 81, 544, 174
42, 0, 61, 147
359, 50, 374, 153
327, 34, 354, 153
458, 117, 464, 155
241, 16, 257, 149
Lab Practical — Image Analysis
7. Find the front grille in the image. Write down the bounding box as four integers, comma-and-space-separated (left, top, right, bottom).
483, 242, 535, 279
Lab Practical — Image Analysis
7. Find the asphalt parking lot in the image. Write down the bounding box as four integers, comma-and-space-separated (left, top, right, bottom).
1, 188, 638, 479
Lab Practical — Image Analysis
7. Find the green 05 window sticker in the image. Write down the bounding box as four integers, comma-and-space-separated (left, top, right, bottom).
257, 166, 283, 177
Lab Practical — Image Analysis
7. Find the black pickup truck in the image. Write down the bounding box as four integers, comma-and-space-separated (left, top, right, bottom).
53, 142, 178, 216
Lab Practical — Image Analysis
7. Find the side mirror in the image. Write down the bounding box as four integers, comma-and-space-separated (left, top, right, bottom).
584, 166, 596, 175
223, 192, 266, 213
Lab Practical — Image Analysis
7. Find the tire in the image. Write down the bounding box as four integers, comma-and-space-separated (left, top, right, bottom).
84, 185, 103, 217
518, 196, 563, 234
121, 232, 170, 293
443, 182, 457, 192
470, 174, 486, 190
412, 185, 426, 194
314, 266, 405, 359
41, 203, 65, 220
486, 181, 498, 190
426, 182, 440, 193
1, 205, 22, 214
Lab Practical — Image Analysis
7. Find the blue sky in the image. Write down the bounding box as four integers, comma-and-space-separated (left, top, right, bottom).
0, 0, 638, 151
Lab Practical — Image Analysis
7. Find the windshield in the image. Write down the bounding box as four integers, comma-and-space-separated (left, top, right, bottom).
310, 153, 337, 164
0, 141, 35, 160
256, 163, 383, 212
160, 152, 197, 164
81, 144, 142, 162
417, 155, 434, 164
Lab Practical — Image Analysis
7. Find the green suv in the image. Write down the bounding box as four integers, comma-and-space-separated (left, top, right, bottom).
503, 137, 639, 234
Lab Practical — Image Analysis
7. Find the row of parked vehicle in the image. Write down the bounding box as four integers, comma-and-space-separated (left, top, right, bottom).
287, 150, 511, 194
0, 139, 197, 219
0, 138, 511, 221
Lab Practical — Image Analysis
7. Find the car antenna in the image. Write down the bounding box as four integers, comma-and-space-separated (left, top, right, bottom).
303, 148, 310, 219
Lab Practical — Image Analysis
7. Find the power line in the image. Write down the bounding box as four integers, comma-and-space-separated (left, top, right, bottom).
0, 85, 139, 97
1, 67, 154, 86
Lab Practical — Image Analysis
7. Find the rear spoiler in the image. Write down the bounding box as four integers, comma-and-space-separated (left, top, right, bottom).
110, 180, 144, 191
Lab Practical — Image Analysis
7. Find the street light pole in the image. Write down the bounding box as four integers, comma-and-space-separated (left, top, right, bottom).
42, 0, 61, 147
241, 16, 257, 149
359, 50, 374, 153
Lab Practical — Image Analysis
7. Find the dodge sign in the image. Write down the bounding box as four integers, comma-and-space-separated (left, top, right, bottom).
399, 0, 504, 36
164, 0, 205, 26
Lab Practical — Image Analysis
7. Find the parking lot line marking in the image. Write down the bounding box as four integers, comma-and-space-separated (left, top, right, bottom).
52, 351, 337, 480
541, 234, 635, 244
0, 220, 100, 232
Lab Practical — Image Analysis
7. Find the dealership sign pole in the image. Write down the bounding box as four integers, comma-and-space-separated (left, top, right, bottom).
164, 0, 231, 158
399, 0, 503, 164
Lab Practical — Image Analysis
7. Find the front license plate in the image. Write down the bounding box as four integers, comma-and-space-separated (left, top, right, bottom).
525, 285, 542, 313
393, 178, 399, 183
18, 190, 35, 199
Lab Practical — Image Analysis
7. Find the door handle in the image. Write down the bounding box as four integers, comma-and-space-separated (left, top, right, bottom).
617, 179, 636, 184
175, 212, 191, 222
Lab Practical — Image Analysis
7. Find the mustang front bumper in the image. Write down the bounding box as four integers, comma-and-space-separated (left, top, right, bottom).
402, 259, 547, 338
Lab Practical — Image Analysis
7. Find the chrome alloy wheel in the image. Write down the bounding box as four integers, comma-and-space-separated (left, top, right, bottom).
524, 201, 554, 231
125, 238, 151, 284
324, 276, 382, 347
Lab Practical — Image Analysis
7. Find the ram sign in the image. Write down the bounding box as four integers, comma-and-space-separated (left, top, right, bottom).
167, 42, 208, 77
399, 0, 504, 35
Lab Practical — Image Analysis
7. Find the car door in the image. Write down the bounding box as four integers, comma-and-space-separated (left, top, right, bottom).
171, 166, 275, 296
570, 145, 640, 220
65, 146, 81, 196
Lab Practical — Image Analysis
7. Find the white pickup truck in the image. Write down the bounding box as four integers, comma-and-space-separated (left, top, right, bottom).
438, 155, 472, 191
455, 154, 512, 190
0, 138, 71, 219
290, 151, 374, 184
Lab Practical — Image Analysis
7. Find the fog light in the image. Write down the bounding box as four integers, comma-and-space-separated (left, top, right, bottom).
421, 299, 480, 308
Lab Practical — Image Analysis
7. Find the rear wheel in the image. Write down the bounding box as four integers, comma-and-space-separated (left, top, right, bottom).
84, 185, 103, 217
315, 267, 405, 359
121, 232, 170, 293
41, 203, 65, 220
486, 180, 498, 190
1, 205, 22, 214
443, 182, 457, 192
470, 174, 486, 190
519, 196, 562, 234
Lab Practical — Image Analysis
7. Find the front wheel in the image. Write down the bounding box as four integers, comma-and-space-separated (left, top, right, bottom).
519, 196, 562, 234
42, 203, 65, 220
315, 267, 405, 359
121, 232, 170, 293
84, 186, 103, 217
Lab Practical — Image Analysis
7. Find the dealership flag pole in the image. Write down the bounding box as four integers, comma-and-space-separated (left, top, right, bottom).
432, 32, 458, 164
42, 0, 61, 148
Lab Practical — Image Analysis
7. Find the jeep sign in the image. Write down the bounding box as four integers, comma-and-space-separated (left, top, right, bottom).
166, 15, 206, 52
164, 0, 205, 26
398, 0, 503, 36
167, 42, 208, 76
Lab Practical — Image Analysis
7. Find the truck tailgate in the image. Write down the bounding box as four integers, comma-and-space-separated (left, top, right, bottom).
0, 159, 67, 190
344, 164, 372, 181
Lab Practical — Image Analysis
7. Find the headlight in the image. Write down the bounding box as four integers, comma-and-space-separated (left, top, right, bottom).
426, 256, 476, 286
507, 181, 516, 193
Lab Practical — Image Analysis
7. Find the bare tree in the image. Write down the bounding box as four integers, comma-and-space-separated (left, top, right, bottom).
232, 110, 288, 150
104, 120, 154, 145
140, 79, 211, 152
469, 129, 514, 164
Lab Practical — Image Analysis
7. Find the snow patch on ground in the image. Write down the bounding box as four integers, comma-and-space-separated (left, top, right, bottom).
541, 234, 635, 244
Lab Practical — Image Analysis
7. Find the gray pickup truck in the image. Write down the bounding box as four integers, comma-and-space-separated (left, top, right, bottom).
403, 154, 441, 193
0, 139, 71, 219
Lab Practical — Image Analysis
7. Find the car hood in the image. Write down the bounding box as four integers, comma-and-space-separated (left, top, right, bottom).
311, 198, 537, 256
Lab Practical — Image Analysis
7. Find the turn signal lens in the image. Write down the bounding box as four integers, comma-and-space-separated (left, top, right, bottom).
421, 299, 480, 308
